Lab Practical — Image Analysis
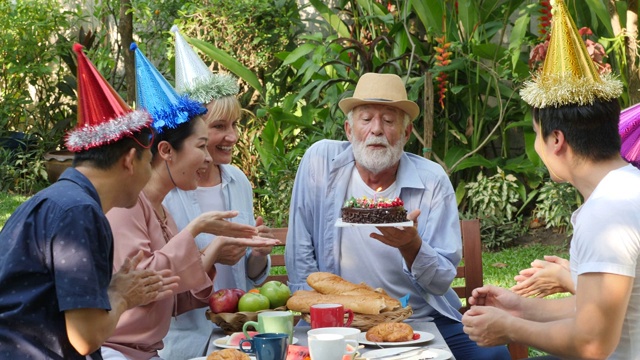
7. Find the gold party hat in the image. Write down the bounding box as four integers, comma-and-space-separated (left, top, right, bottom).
520, 0, 622, 108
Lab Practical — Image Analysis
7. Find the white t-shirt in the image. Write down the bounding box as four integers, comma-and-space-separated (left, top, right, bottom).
339, 167, 434, 320
570, 164, 640, 359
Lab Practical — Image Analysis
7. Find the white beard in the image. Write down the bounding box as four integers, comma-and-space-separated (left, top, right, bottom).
351, 135, 405, 174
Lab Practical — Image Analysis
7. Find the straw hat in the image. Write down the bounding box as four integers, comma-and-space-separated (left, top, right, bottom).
338, 73, 420, 120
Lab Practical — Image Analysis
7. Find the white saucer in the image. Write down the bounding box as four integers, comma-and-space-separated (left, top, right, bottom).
212, 336, 299, 349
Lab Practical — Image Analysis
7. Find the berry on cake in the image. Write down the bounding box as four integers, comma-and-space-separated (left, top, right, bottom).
341, 196, 407, 224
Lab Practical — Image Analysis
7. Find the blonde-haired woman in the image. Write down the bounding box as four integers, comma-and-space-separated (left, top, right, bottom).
160, 28, 275, 359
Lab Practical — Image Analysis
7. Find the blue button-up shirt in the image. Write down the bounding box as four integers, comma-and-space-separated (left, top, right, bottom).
285, 140, 463, 321
0, 168, 112, 359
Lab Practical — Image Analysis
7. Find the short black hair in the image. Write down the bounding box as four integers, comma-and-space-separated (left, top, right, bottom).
150, 117, 201, 159
533, 99, 621, 162
72, 127, 154, 169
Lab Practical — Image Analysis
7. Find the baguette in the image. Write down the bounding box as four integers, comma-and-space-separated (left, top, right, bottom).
307, 272, 401, 312
286, 290, 386, 315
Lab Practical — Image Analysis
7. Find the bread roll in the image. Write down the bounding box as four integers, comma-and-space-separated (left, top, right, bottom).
206, 348, 250, 360
307, 272, 401, 312
286, 290, 385, 315
366, 322, 414, 342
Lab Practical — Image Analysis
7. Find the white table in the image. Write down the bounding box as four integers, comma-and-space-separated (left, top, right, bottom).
206, 321, 455, 359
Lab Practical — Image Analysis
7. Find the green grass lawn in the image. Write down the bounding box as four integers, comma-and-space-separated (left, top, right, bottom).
0, 192, 29, 231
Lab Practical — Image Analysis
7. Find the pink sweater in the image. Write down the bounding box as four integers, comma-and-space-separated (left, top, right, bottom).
104, 192, 214, 360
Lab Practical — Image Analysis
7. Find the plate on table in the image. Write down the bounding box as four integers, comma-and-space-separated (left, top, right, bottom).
358, 331, 434, 347
212, 336, 299, 349
335, 219, 414, 228
363, 347, 452, 360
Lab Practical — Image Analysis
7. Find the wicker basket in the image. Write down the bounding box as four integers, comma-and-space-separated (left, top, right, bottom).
206, 307, 295, 335
301, 306, 412, 331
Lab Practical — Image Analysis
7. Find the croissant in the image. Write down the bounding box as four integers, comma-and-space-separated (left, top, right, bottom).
206, 348, 250, 360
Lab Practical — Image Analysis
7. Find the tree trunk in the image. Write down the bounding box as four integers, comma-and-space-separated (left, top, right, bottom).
118, 0, 135, 104
423, 73, 434, 160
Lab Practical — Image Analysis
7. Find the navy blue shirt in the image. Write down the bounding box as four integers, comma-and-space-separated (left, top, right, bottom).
0, 168, 113, 359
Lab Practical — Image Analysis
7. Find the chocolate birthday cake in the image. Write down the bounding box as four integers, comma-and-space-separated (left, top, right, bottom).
341, 196, 407, 224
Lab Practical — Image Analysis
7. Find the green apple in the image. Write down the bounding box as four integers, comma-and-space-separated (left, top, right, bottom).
238, 292, 270, 312
259, 280, 291, 308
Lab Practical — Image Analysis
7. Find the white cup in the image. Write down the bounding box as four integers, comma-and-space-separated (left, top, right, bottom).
307, 327, 361, 348
308, 333, 358, 360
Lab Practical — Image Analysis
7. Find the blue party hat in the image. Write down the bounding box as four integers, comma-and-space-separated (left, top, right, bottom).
130, 42, 206, 133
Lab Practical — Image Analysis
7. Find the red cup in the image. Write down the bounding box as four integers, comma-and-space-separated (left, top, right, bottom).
310, 303, 354, 329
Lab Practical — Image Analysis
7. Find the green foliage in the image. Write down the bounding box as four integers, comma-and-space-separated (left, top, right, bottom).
176, 0, 303, 106
79, 0, 183, 92
0, 0, 76, 151
175, 0, 306, 224
465, 168, 522, 222
479, 215, 526, 250
533, 181, 582, 234
464, 168, 526, 249
0, 147, 48, 195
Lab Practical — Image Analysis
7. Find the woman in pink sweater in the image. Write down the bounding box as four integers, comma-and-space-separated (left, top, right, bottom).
100, 44, 278, 360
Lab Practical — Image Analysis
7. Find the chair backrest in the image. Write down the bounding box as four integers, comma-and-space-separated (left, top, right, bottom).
262, 227, 288, 284
454, 219, 483, 313
454, 219, 529, 359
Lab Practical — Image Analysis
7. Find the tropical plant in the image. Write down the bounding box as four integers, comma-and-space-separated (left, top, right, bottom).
175, 0, 304, 108
480, 215, 527, 250
533, 181, 582, 234
0, 0, 77, 152
465, 167, 523, 222
0, 145, 48, 195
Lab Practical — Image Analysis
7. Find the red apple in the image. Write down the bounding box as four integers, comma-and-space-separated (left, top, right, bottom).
209, 289, 240, 313
231, 288, 246, 299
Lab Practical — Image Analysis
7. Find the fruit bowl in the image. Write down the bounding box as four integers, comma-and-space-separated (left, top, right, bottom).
205, 306, 292, 335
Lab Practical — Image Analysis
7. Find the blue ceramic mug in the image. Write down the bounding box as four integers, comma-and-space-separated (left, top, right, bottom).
240, 333, 289, 360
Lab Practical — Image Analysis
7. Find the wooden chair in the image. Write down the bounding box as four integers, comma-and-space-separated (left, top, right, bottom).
456, 219, 529, 359
262, 227, 288, 284
265, 222, 529, 359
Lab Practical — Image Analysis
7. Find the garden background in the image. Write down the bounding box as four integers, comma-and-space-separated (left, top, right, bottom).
1, 0, 637, 355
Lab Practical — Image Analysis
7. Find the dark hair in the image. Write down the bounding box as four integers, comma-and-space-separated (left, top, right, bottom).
150, 117, 202, 159
72, 127, 154, 169
533, 99, 621, 162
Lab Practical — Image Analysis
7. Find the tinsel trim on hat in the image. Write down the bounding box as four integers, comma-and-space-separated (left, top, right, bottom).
520, 72, 622, 108
181, 74, 239, 104
149, 95, 207, 133
65, 109, 152, 151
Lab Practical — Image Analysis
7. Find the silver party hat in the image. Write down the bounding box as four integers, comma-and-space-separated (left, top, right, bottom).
171, 26, 238, 104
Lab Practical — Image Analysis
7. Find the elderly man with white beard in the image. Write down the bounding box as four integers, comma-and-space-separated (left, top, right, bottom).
284, 73, 511, 359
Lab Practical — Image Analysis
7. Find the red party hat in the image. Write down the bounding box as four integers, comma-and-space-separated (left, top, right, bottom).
65, 43, 151, 151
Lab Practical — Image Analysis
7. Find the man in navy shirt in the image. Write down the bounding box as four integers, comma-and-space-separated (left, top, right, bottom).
0, 44, 179, 359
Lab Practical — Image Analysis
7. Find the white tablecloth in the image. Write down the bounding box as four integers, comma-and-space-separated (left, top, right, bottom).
205, 321, 455, 359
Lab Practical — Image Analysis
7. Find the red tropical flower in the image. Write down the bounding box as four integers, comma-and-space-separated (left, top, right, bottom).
434, 36, 452, 109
